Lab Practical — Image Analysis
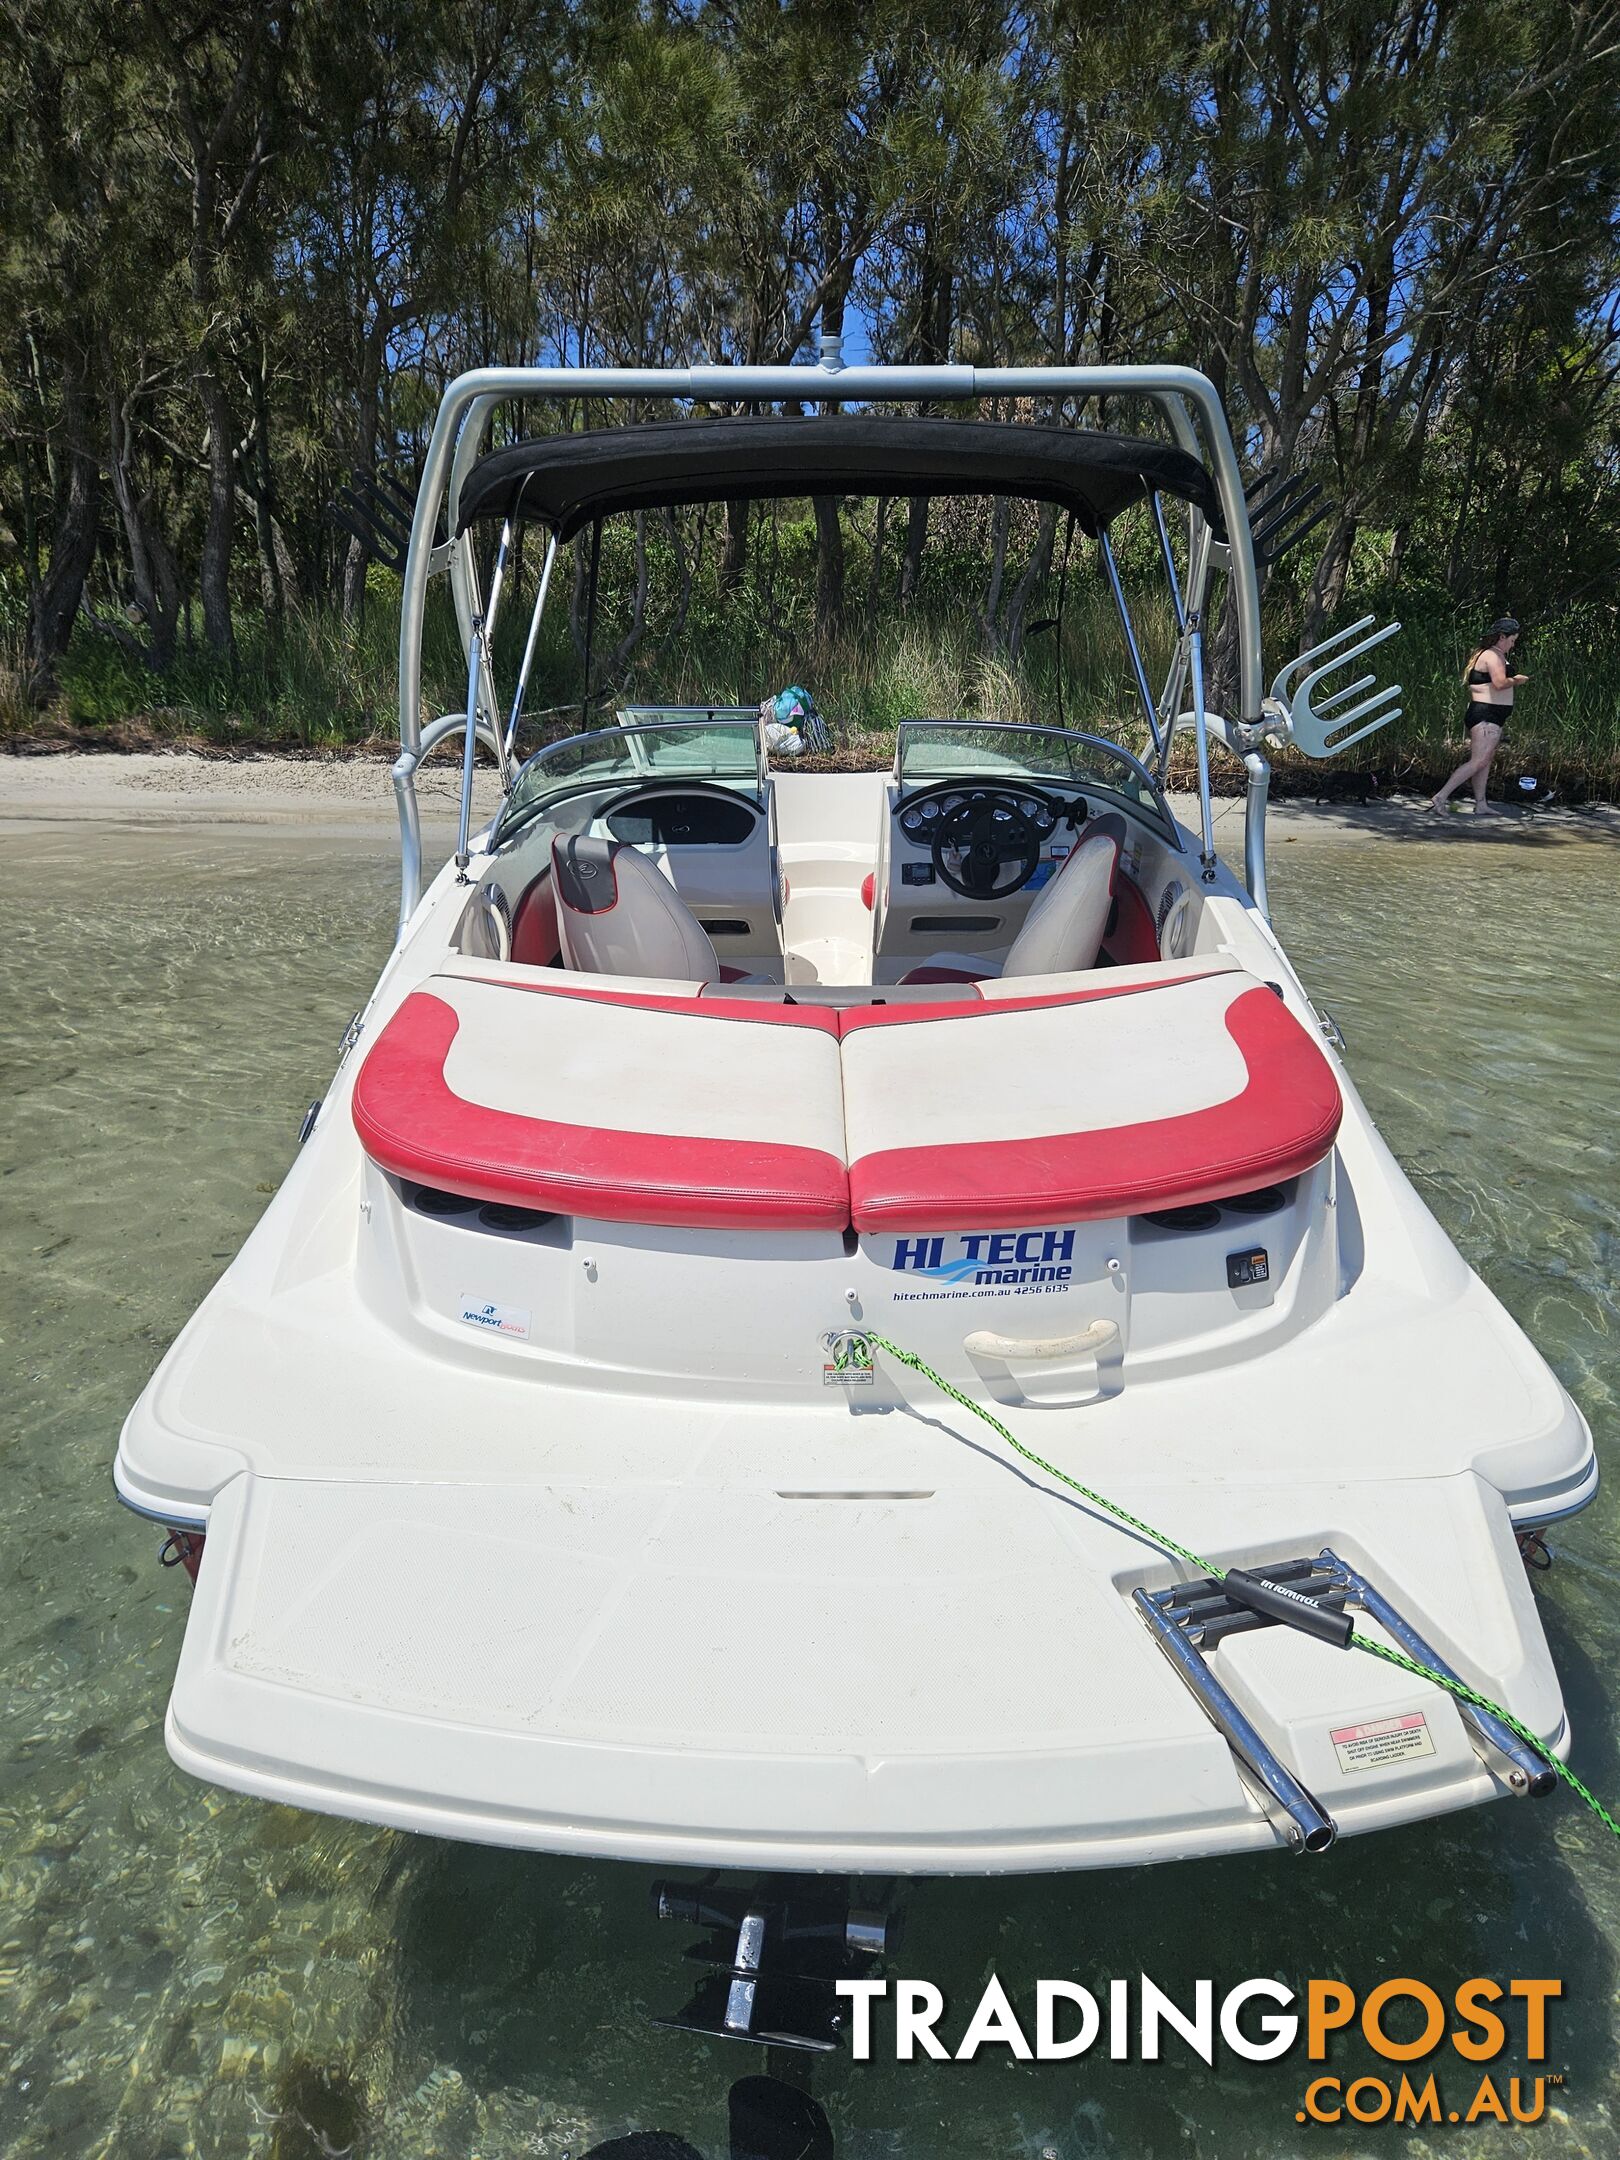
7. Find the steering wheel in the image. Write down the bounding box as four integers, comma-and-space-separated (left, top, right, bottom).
927, 786, 1055, 898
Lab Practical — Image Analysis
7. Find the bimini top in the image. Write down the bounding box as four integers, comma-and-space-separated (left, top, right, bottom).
453, 417, 1225, 542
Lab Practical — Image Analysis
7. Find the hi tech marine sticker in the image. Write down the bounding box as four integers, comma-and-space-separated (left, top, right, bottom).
886, 1228, 1080, 1301
458, 1296, 532, 1340
1330, 1713, 1435, 1773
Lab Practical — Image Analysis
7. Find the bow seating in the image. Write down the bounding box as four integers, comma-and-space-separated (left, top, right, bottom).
353, 957, 1343, 1235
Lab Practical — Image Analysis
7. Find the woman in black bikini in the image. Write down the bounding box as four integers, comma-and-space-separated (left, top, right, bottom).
1429, 617, 1527, 816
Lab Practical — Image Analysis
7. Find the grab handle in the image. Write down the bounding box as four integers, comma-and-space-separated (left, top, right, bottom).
964, 1320, 1119, 1362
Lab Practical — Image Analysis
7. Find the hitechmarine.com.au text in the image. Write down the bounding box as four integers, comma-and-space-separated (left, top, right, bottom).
836, 1975, 1562, 2127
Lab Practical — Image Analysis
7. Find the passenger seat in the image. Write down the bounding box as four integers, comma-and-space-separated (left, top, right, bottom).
552, 835, 766, 983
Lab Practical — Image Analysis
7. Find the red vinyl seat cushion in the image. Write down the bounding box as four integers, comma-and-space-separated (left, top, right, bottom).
353, 978, 849, 1231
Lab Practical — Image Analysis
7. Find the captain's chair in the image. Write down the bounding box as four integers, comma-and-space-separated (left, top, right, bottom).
901, 819, 1122, 985
553, 835, 762, 982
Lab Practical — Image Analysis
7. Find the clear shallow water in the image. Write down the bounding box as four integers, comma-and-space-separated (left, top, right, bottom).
1, 820, 1617, 2159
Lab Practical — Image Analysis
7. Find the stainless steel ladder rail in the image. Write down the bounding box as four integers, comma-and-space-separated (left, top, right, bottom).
1318, 1549, 1555, 1797
1133, 1584, 1338, 1852
1135, 1548, 1555, 1855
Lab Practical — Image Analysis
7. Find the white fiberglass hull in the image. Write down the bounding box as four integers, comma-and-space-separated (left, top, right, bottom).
117, 775, 1595, 1874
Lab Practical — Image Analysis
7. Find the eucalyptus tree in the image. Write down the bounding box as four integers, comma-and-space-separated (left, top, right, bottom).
1052, 0, 1620, 635
4, 0, 1619, 711
851, 4, 1023, 608
281, 0, 563, 619
130, 0, 294, 657
1, 0, 222, 679
0, 4, 113, 694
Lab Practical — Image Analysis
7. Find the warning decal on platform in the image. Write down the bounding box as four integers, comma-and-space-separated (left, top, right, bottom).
1330, 1712, 1435, 1774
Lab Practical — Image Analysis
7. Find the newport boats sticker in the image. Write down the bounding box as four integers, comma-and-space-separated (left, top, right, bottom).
887, 1228, 1079, 1302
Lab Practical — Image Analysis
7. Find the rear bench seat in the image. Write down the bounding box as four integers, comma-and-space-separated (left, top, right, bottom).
839, 965, 1343, 1232
352, 964, 849, 1230
352, 956, 1342, 1234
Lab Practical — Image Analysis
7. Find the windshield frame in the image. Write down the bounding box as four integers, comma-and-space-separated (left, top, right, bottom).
893, 720, 1179, 843
493, 716, 768, 846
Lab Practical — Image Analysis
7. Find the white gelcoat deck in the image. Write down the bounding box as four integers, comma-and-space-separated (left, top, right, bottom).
120, 768, 1598, 1873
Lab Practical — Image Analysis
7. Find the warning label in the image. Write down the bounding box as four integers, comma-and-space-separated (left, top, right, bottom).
821, 1333, 875, 1387
823, 1361, 875, 1387
1330, 1712, 1435, 1774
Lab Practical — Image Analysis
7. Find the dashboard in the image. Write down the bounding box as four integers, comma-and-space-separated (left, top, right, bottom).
603, 790, 760, 847
873, 779, 1113, 973
897, 789, 1062, 845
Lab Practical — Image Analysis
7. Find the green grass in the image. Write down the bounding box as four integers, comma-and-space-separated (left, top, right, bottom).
5, 548, 1617, 798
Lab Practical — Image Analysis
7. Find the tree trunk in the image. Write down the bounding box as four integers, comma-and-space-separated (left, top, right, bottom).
812, 494, 845, 639
720, 498, 749, 592
864, 498, 890, 630
197, 371, 237, 656
609, 512, 651, 678
810, 244, 852, 639
569, 527, 588, 665
1303, 514, 1357, 648
1204, 590, 1242, 722
249, 347, 284, 619
1004, 507, 1057, 662
979, 498, 1012, 649
897, 254, 950, 612
24, 349, 101, 701
343, 337, 385, 622
104, 382, 183, 673
898, 496, 929, 610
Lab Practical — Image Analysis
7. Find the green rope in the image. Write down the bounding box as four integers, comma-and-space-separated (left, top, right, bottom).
856, 1329, 1620, 1844
1352, 1635, 1620, 1840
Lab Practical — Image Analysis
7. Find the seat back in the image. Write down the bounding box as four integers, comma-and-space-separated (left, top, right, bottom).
553, 835, 721, 980
999, 824, 1120, 978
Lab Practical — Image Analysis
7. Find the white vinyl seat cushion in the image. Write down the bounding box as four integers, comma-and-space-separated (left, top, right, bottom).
353, 957, 1339, 1236
839, 968, 1343, 1232
998, 826, 1119, 977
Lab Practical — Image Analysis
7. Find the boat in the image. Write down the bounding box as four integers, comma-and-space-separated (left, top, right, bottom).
118, 357, 1597, 1901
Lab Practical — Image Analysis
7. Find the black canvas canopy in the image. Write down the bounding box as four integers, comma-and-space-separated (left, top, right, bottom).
454, 417, 1224, 541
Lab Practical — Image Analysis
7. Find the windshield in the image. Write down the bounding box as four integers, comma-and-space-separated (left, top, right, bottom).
896, 722, 1173, 834
499, 718, 763, 840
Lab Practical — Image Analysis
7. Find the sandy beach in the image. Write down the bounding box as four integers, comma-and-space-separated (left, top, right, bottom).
0, 749, 504, 840
2, 748, 1615, 850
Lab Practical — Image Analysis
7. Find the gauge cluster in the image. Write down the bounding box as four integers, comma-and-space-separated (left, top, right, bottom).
898, 789, 1059, 844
